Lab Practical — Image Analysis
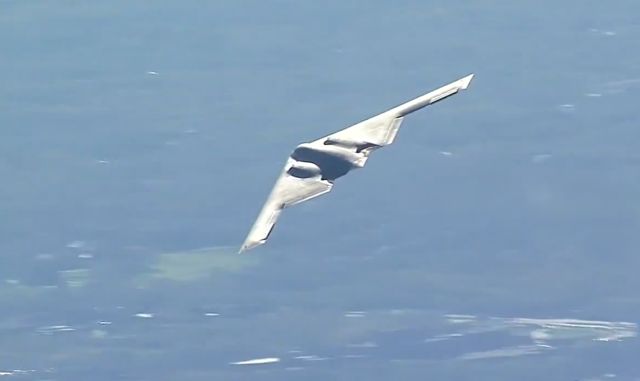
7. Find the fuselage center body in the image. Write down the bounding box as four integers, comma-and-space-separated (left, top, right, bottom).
289, 143, 366, 181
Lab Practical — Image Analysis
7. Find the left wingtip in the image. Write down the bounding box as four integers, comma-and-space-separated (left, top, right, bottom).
237, 239, 264, 254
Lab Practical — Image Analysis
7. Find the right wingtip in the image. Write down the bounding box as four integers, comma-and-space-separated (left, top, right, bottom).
459, 73, 474, 90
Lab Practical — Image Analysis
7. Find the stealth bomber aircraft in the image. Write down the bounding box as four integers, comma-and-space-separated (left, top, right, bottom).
240, 74, 474, 253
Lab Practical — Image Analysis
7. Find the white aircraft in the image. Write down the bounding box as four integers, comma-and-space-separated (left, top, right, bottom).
239, 74, 475, 253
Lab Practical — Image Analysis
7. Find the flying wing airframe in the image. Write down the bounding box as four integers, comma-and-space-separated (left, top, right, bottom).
239, 74, 474, 253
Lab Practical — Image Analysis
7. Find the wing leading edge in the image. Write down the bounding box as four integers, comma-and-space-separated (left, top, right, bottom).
314, 74, 474, 148
238, 159, 333, 253
239, 74, 474, 253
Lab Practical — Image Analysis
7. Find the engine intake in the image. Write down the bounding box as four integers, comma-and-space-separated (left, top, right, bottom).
324, 138, 380, 153
287, 161, 321, 179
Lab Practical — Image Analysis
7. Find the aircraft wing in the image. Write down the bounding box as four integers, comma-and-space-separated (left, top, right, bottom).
312, 74, 474, 150
239, 158, 333, 253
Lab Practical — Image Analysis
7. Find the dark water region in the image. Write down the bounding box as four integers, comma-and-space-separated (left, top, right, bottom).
2, 1, 640, 380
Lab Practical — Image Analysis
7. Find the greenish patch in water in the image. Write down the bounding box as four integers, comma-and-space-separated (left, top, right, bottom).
136, 246, 259, 286
59, 268, 91, 288
0, 281, 58, 303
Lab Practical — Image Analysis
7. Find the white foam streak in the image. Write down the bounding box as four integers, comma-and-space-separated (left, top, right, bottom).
460, 344, 549, 360
231, 357, 280, 365
134, 313, 154, 319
